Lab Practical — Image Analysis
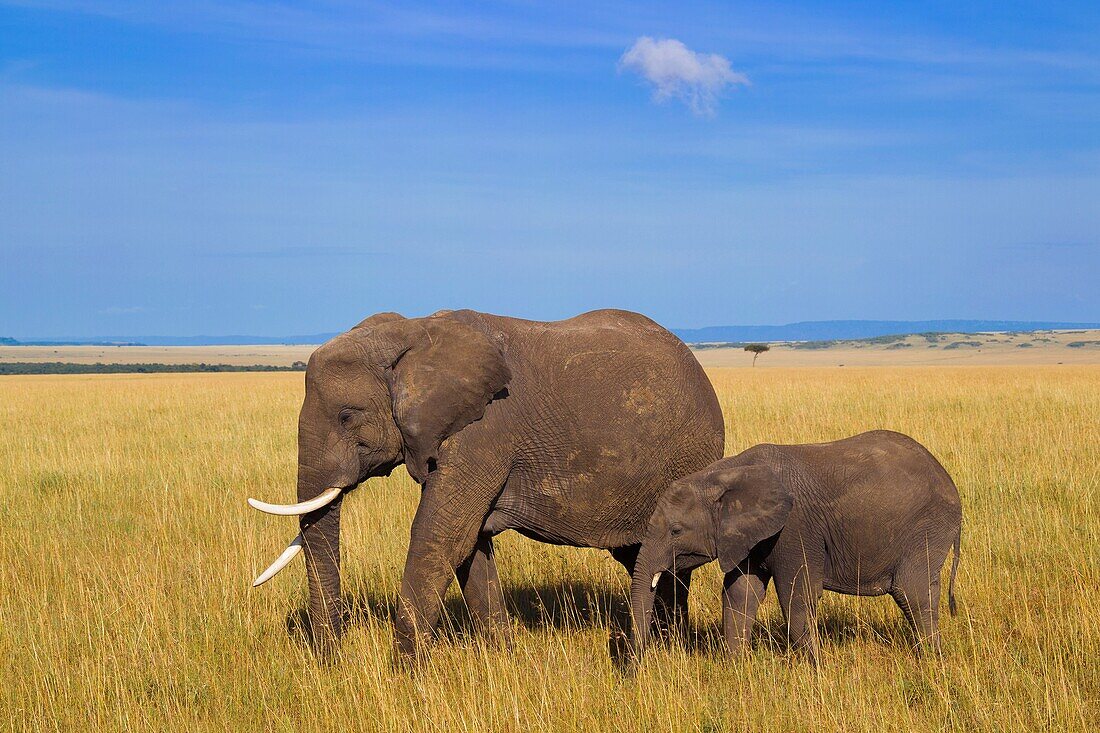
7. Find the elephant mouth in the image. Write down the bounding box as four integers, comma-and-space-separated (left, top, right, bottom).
359, 450, 402, 481
670, 552, 712, 572
650, 552, 713, 588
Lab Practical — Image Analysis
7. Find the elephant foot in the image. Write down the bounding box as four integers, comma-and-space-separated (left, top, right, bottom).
313, 644, 342, 666
391, 620, 435, 670
307, 619, 345, 666
390, 646, 420, 673
467, 602, 513, 648
912, 634, 944, 661
480, 620, 515, 651
391, 636, 430, 672
723, 635, 751, 656
789, 637, 820, 667
607, 630, 637, 674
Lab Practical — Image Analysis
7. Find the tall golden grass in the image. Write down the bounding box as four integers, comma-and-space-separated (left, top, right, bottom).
2, 367, 1097, 732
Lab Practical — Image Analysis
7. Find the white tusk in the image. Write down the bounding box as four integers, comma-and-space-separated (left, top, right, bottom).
252, 533, 304, 587
247, 487, 342, 516
651, 572, 662, 591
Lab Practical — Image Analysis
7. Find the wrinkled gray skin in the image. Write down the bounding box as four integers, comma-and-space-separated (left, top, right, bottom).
627, 430, 962, 663
293, 309, 724, 661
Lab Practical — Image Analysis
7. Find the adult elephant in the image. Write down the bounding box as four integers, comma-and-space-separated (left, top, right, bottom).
249, 309, 724, 661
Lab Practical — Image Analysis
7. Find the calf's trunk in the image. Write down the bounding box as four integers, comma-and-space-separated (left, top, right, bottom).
628, 542, 660, 658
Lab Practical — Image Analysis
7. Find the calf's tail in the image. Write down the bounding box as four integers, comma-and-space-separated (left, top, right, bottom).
948, 526, 961, 617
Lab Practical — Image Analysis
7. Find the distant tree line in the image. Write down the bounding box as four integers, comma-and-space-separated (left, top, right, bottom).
0, 362, 308, 375
0, 337, 144, 346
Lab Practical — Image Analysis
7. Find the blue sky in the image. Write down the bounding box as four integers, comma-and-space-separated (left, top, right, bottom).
2, 1, 1098, 337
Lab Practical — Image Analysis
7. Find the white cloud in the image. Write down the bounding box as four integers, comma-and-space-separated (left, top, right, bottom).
619, 37, 749, 115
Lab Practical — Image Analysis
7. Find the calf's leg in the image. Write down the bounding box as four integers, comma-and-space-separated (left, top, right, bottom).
773, 564, 823, 664
722, 563, 771, 654
891, 558, 944, 656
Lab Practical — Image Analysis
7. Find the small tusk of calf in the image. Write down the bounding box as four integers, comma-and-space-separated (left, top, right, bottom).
651, 572, 662, 591
252, 533, 304, 587
247, 487, 342, 516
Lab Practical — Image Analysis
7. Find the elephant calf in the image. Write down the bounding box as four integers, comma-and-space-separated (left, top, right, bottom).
625, 430, 962, 662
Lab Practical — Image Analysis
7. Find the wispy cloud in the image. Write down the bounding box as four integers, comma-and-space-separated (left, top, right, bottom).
1001, 241, 1098, 251
97, 305, 145, 315
11, 2, 1098, 79
5, 1, 623, 72
619, 37, 748, 115
205, 246, 387, 259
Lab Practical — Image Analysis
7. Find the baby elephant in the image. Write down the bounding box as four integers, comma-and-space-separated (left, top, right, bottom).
625, 430, 962, 662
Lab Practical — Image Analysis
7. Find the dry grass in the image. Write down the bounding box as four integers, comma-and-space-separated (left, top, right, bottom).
2, 367, 1097, 732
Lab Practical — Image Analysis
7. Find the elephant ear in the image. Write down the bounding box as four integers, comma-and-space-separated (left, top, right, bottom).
715, 464, 794, 573
383, 318, 511, 483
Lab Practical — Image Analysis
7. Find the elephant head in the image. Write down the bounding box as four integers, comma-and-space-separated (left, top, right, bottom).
628, 464, 793, 657
249, 312, 511, 659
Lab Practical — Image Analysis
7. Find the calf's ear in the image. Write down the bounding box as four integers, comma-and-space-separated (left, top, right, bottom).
715, 465, 794, 573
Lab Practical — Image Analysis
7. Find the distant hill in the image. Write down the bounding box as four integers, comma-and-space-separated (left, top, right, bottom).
670, 320, 1100, 344
6, 320, 1100, 347
0, 335, 335, 346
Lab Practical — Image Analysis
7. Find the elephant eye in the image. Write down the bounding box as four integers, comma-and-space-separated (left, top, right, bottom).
670, 524, 684, 537
339, 408, 357, 427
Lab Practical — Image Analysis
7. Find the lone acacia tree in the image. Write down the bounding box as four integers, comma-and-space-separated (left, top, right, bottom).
744, 343, 770, 366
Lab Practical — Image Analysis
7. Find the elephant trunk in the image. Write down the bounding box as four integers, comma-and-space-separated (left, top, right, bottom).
629, 540, 662, 659
301, 498, 344, 662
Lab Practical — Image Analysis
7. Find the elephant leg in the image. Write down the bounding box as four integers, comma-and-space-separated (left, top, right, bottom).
774, 564, 823, 664
393, 544, 468, 659
722, 563, 770, 654
891, 563, 943, 657
393, 474, 503, 660
653, 568, 693, 641
455, 534, 511, 642
607, 544, 641, 641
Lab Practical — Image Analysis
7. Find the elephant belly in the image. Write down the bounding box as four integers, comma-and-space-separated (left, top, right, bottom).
486, 464, 665, 549
774, 513, 898, 597
821, 528, 901, 595
822, 573, 893, 597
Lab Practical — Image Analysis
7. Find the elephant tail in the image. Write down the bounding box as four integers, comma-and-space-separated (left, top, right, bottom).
948, 526, 961, 617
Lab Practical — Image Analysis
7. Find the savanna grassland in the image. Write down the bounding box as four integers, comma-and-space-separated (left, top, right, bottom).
2, 367, 1098, 732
